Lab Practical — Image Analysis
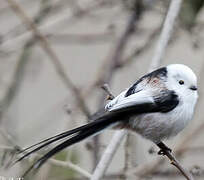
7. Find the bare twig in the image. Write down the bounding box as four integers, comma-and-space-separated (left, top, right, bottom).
0, 128, 21, 151
0, 0, 52, 124
132, 116, 204, 179
149, 0, 183, 72
157, 147, 194, 180
132, 133, 198, 179
47, 32, 115, 44
0, 143, 91, 178
48, 158, 92, 178
94, 3, 143, 89
122, 133, 134, 180
5, 0, 91, 118
120, 26, 160, 67
1, 0, 108, 50
91, 130, 127, 180
101, 84, 115, 100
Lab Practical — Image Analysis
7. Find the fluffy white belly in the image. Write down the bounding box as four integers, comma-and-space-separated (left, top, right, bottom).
128, 104, 193, 143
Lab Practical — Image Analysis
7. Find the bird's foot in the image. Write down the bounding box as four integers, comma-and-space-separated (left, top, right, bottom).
158, 147, 172, 155
157, 142, 172, 156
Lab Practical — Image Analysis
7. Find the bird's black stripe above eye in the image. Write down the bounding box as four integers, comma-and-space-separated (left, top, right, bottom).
125, 67, 167, 97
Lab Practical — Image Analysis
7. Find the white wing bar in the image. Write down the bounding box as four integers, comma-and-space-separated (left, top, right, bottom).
105, 90, 154, 112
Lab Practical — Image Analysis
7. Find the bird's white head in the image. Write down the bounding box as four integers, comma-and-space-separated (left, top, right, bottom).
166, 64, 198, 105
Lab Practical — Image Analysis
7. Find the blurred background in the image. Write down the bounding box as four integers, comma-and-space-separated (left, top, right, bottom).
0, 0, 204, 179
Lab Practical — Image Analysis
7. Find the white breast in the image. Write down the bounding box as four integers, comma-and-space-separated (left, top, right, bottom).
128, 100, 195, 144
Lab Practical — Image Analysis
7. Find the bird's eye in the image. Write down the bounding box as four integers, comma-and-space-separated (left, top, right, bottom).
179, 80, 184, 85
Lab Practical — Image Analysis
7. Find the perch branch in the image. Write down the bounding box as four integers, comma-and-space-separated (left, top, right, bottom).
157, 145, 194, 180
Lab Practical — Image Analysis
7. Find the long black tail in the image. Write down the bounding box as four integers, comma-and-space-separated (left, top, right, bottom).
15, 111, 120, 176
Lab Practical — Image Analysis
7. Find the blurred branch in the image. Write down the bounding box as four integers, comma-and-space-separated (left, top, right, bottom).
48, 158, 92, 178
149, 0, 183, 72
105, 167, 203, 179
0, 44, 31, 122
180, 0, 204, 29
47, 31, 115, 44
120, 26, 160, 67
0, 143, 91, 178
1, 0, 108, 50
0, 0, 52, 124
0, 0, 52, 173
0, 128, 21, 150
5, 0, 91, 118
93, 2, 143, 89
123, 133, 133, 180
91, 130, 127, 180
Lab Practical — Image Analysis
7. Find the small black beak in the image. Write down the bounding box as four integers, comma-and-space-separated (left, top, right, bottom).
190, 85, 197, 91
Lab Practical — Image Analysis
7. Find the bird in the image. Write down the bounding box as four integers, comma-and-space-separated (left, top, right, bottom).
14, 64, 198, 176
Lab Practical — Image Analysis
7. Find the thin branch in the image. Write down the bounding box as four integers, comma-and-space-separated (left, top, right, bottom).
48, 158, 92, 179
1, 0, 107, 50
97, 6, 143, 88
101, 84, 115, 100
5, 0, 91, 118
123, 133, 133, 180
0, 0, 52, 123
120, 26, 160, 67
0, 143, 92, 179
20, 151, 92, 179
0, 128, 21, 151
91, 130, 127, 180
47, 31, 115, 44
149, 0, 183, 72
157, 146, 194, 180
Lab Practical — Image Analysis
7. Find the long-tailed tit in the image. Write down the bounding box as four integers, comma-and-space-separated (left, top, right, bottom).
15, 64, 198, 175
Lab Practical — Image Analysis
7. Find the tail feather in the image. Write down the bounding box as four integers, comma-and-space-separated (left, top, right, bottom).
18, 125, 85, 154
23, 123, 108, 177
16, 122, 96, 161
16, 112, 119, 176
13, 124, 90, 165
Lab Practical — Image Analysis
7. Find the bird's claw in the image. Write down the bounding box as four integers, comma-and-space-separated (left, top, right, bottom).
158, 147, 172, 156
